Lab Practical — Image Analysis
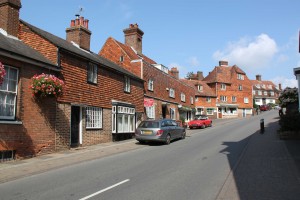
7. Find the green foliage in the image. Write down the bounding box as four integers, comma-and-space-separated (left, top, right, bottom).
185, 72, 194, 79
279, 87, 298, 107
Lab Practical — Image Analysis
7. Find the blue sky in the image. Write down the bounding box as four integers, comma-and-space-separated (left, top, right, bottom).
20, 0, 300, 88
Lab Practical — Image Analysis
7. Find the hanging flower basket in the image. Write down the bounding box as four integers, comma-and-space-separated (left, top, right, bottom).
30, 73, 65, 98
0, 62, 6, 86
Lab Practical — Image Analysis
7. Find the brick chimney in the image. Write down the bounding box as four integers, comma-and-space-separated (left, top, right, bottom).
197, 71, 204, 80
256, 74, 261, 81
219, 61, 228, 66
0, 0, 21, 37
123, 23, 144, 55
170, 67, 179, 79
278, 83, 282, 90
66, 15, 91, 51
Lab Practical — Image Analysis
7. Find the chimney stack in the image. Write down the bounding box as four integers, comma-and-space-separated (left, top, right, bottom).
123, 23, 144, 55
278, 83, 282, 90
170, 67, 179, 79
66, 15, 91, 51
197, 71, 204, 80
256, 74, 261, 81
0, 0, 21, 37
219, 61, 228, 66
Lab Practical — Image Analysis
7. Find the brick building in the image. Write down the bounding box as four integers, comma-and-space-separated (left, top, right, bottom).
251, 74, 281, 106
182, 73, 218, 119
99, 24, 196, 123
203, 61, 253, 118
0, 0, 144, 159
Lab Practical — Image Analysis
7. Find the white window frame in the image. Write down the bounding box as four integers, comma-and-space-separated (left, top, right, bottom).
206, 97, 211, 102
198, 85, 203, 92
258, 91, 262, 95
220, 96, 227, 102
220, 83, 226, 90
148, 78, 154, 91
0, 65, 18, 120
270, 91, 274, 96
146, 105, 155, 119
264, 91, 267, 96
190, 96, 194, 105
169, 88, 175, 98
238, 85, 243, 91
206, 108, 214, 115
237, 74, 244, 80
112, 105, 135, 133
88, 63, 98, 84
252, 90, 256, 95
86, 107, 102, 129
244, 97, 249, 103
181, 93, 186, 102
232, 96, 237, 102
124, 76, 130, 93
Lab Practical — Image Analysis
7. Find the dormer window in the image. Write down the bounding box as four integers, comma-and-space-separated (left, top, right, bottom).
120, 56, 124, 62
237, 74, 244, 80
198, 85, 203, 92
256, 84, 260, 88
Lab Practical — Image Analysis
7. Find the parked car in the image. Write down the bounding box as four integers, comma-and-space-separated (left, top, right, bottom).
135, 119, 186, 145
259, 105, 270, 111
188, 115, 212, 129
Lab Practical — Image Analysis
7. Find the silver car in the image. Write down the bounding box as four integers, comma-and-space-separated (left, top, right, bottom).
135, 119, 186, 145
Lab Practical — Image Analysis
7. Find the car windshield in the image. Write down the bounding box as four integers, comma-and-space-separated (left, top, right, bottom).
138, 121, 159, 128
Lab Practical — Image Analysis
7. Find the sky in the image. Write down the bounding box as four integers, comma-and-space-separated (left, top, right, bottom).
20, 0, 300, 89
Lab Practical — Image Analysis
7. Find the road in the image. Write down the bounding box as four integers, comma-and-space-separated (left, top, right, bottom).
0, 110, 278, 200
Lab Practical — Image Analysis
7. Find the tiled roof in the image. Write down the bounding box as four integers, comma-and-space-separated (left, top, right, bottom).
251, 79, 279, 91
20, 20, 142, 81
203, 64, 247, 84
181, 79, 216, 97
0, 31, 56, 68
114, 39, 156, 64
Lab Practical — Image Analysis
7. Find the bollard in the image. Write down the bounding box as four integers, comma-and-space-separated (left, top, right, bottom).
260, 119, 264, 134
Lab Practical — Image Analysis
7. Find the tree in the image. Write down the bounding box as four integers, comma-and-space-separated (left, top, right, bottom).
278, 87, 298, 107
185, 72, 194, 79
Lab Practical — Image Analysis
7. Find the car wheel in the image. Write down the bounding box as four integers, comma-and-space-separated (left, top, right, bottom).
139, 140, 146, 144
201, 124, 205, 129
189, 126, 193, 129
181, 131, 186, 140
165, 134, 171, 145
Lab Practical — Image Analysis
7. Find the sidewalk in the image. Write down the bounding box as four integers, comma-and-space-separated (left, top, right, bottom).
216, 119, 300, 200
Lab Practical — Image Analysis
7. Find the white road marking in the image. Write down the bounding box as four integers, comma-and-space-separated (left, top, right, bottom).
79, 179, 130, 200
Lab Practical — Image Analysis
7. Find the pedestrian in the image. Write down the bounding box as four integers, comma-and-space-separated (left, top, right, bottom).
256, 107, 259, 115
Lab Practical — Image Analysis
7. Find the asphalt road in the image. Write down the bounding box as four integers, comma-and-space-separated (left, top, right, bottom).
0, 111, 277, 200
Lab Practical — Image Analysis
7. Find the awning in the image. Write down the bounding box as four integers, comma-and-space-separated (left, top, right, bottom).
178, 106, 193, 111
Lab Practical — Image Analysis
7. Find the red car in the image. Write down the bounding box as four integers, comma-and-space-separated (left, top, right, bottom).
259, 105, 270, 111
188, 115, 212, 129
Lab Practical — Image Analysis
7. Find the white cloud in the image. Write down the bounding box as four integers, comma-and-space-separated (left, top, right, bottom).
271, 76, 298, 89
187, 56, 200, 67
213, 34, 278, 70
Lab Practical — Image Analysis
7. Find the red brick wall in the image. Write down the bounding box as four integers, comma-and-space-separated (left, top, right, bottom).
0, 56, 58, 158
58, 52, 144, 113
99, 38, 141, 77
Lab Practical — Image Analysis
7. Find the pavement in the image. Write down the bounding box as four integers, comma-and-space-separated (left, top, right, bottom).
1, 115, 300, 200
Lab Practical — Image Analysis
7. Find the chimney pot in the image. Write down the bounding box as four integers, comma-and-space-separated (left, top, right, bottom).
219, 61, 228, 66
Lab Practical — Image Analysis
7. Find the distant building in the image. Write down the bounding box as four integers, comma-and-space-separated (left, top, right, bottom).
251, 75, 281, 106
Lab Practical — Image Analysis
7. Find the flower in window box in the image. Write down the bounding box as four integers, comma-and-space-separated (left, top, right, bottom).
30, 73, 65, 98
0, 62, 6, 86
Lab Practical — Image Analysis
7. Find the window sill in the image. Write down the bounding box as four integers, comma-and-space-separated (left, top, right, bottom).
0, 121, 23, 125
